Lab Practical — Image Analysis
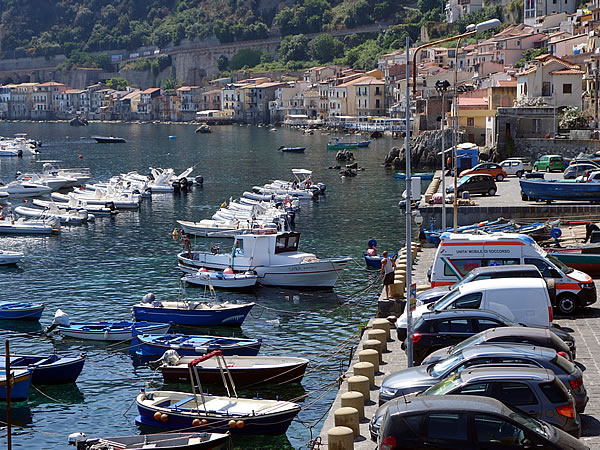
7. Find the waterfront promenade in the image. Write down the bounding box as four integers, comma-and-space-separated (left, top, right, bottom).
317, 245, 600, 448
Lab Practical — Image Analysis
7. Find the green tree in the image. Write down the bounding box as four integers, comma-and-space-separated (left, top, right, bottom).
344, 39, 382, 70
514, 48, 548, 68
559, 106, 591, 129
217, 54, 229, 71
278, 34, 309, 63
229, 48, 262, 70
161, 77, 177, 90
308, 34, 344, 63
106, 77, 128, 90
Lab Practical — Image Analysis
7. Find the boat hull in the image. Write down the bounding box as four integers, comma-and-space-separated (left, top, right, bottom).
0, 370, 32, 400
1, 354, 85, 384
0, 251, 23, 265
132, 303, 254, 326
58, 322, 170, 341
79, 433, 231, 450
548, 251, 600, 277
178, 254, 350, 288
135, 335, 262, 357
181, 269, 258, 289
520, 179, 600, 201
0, 302, 44, 320
135, 392, 299, 434
161, 358, 308, 385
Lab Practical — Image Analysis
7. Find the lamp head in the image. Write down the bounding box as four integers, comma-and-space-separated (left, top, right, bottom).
475, 18, 501, 32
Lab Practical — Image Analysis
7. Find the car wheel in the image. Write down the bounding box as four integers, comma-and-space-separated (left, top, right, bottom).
516, 170, 523, 178
488, 188, 496, 196
496, 174, 504, 182
534, 165, 538, 171
546, 166, 551, 172
556, 294, 578, 315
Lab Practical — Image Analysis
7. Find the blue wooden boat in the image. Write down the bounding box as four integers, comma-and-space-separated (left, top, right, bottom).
520, 178, 600, 202
0, 301, 44, 320
0, 353, 85, 384
395, 172, 434, 181
133, 333, 262, 357
278, 146, 305, 153
57, 321, 170, 341
132, 298, 255, 326
0, 368, 32, 400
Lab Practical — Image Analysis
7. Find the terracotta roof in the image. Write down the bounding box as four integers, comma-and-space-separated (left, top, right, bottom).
518, 66, 537, 75
64, 89, 84, 94
458, 97, 489, 107
141, 88, 161, 94
497, 80, 517, 87
550, 68, 585, 75
37, 81, 65, 87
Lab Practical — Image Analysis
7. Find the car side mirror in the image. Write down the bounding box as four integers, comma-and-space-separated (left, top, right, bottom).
520, 438, 533, 449
550, 269, 561, 278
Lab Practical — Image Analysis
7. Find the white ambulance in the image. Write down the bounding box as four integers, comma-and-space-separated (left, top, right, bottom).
429, 232, 597, 315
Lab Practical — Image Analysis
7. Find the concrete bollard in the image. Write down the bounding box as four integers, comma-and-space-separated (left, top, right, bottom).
327, 426, 354, 450
353, 361, 375, 387
348, 375, 370, 403
372, 318, 391, 341
334, 407, 360, 438
368, 329, 387, 352
363, 339, 383, 362
390, 281, 405, 299
358, 349, 380, 373
341, 391, 365, 419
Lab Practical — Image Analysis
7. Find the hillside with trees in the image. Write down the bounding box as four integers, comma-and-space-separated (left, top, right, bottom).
0, 0, 515, 74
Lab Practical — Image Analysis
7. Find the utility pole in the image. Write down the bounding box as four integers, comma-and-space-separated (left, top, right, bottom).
405, 36, 414, 368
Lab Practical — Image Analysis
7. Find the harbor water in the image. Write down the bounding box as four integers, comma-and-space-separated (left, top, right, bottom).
0, 122, 408, 448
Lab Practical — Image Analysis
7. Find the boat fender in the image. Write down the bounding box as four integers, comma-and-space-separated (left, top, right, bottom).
103, 329, 110, 340
154, 411, 162, 421
193, 419, 202, 427
236, 420, 245, 429
172, 228, 179, 239
228, 420, 237, 428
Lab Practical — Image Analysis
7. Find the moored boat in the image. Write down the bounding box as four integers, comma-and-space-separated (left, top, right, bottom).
181, 267, 258, 289
278, 146, 305, 153
1, 353, 86, 384
0, 301, 44, 320
156, 351, 309, 385
54, 318, 170, 341
0, 250, 23, 265
70, 432, 231, 450
132, 293, 255, 326
92, 136, 127, 143
0, 216, 60, 234
546, 244, 600, 276
0, 369, 32, 400
14, 205, 94, 225
395, 172, 434, 180
520, 178, 600, 202
133, 333, 262, 357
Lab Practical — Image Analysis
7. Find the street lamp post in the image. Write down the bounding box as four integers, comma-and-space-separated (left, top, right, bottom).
435, 80, 450, 230
593, 60, 599, 129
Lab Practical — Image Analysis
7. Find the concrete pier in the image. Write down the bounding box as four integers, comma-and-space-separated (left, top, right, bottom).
316, 245, 600, 448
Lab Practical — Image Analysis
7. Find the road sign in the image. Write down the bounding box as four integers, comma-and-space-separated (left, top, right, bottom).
409, 283, 417, 311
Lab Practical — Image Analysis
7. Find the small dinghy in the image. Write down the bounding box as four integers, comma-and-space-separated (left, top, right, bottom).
278, 146, 305, 153
1, 353, 86, 384
132, 293, 255, 326
51, 310, 171, 341
133, 333, 262, 357
0, 301, 44, 320
14, 205, 95, 225
92, 135, 127, 143
0, 250, 23, 265
0, 216, 60, 234
155, 350, 309, 385
0, 369, 32, 400
181, 267, 258, 289
69, 432, 231, 450
136, 351, 300, 433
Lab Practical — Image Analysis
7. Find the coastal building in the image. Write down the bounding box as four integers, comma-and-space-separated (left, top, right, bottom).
137, 88, 161, 120
446, 0, 483, 23
32, 81, 68, 120
0, 86, 10, 119
524, 0, 577, 26
176, 86, 203, 122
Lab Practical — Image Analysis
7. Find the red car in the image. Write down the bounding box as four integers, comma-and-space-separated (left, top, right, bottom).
459, 162, 507, 181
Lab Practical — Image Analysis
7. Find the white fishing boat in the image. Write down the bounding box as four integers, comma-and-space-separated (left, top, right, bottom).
0, 216, 60, 234
0, 181, 52, 198
177, 219, 281, 238
178, 231, 350, 288
14, 205, 94, 224
180, 266, 259, 289
0, 250, 23, 265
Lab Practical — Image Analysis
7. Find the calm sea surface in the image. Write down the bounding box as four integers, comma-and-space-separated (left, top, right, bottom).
0, 122, 409, 449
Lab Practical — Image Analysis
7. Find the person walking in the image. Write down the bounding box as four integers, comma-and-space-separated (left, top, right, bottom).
380, 250, 396, 299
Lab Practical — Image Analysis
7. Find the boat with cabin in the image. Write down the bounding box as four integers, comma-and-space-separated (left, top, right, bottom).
92, 136, 127, 143
177, 231, 350, 288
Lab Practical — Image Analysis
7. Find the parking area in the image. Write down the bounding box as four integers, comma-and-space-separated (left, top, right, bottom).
317, 247, 600, 448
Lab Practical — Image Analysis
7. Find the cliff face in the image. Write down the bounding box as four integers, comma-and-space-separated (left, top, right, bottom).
383, 129, 459, 170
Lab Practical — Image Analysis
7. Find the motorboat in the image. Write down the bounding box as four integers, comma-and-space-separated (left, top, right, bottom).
0, 180, 52, 198
267, 169, 326, 194
0, 301, 44, 320
35, 196, 118, 216
278, 146, 305, 153
178, 231, 350, 288
70, 432, 232, 450
92, 135, 127, 143
156, 351, 309, 385
14, 205, 95, 225
41, 162, 90, 187
181, 266, 259, 289
0, 216, 60, 234
177, 219, 284, 238
132, 293, 255, 326
53, 188, 140, 210
0, 250, 23, 265
133, 333, 262, 357
14, 172, 71, 191
1, 353, 86, 384
136, 351, 300, 433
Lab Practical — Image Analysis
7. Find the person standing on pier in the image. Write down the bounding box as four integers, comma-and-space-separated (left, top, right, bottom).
380, 250, 396, 299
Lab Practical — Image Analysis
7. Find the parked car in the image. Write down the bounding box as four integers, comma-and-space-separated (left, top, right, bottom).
446, 174, 497, 196
376, 396, 588, 449
371, 367, 580, 441
575, 169, 600, 183
379, 344, 588, 412
507, 156, 534, 172
563, 163, 600, 179
397, 278, 554, 342
534, 155, 566, 172
459, 162, 508, 181
500, 159, 526, 178
421, 326, 575, 366
417, 264, 544, 306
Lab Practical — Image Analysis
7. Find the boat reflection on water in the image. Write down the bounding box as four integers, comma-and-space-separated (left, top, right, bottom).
0, 321, 43, 336
0, 402, 33, 427
28, 383, 85, 408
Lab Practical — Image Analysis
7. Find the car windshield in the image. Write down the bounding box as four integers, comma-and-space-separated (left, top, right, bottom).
546, 254, 574, 274
430, 352, 465, 378
506, 408, 549, 438
430, 288, 463, 311
423, 373, 462, 395
448, 271, 479, 290
450, 331, 487, 354
458, 176, 470, 184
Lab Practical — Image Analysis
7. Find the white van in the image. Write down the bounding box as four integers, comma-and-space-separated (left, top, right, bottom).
429, 232, 596, 315
397, 278, 553, 339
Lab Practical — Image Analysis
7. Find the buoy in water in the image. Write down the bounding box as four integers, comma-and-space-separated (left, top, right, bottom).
169, 136, 176, 139
79, 155, 83, 159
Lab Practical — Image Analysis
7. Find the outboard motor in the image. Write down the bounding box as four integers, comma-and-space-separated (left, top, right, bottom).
287, 210, 296, 228
179, 177, 189, 190
46, 308, 70, 334
17, 149, 23, 158
141, 292, 156, 304
67, 432, 87, 447
317, 183, 326, 194
195, 175, 204, 186
172, 180, 181, 191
